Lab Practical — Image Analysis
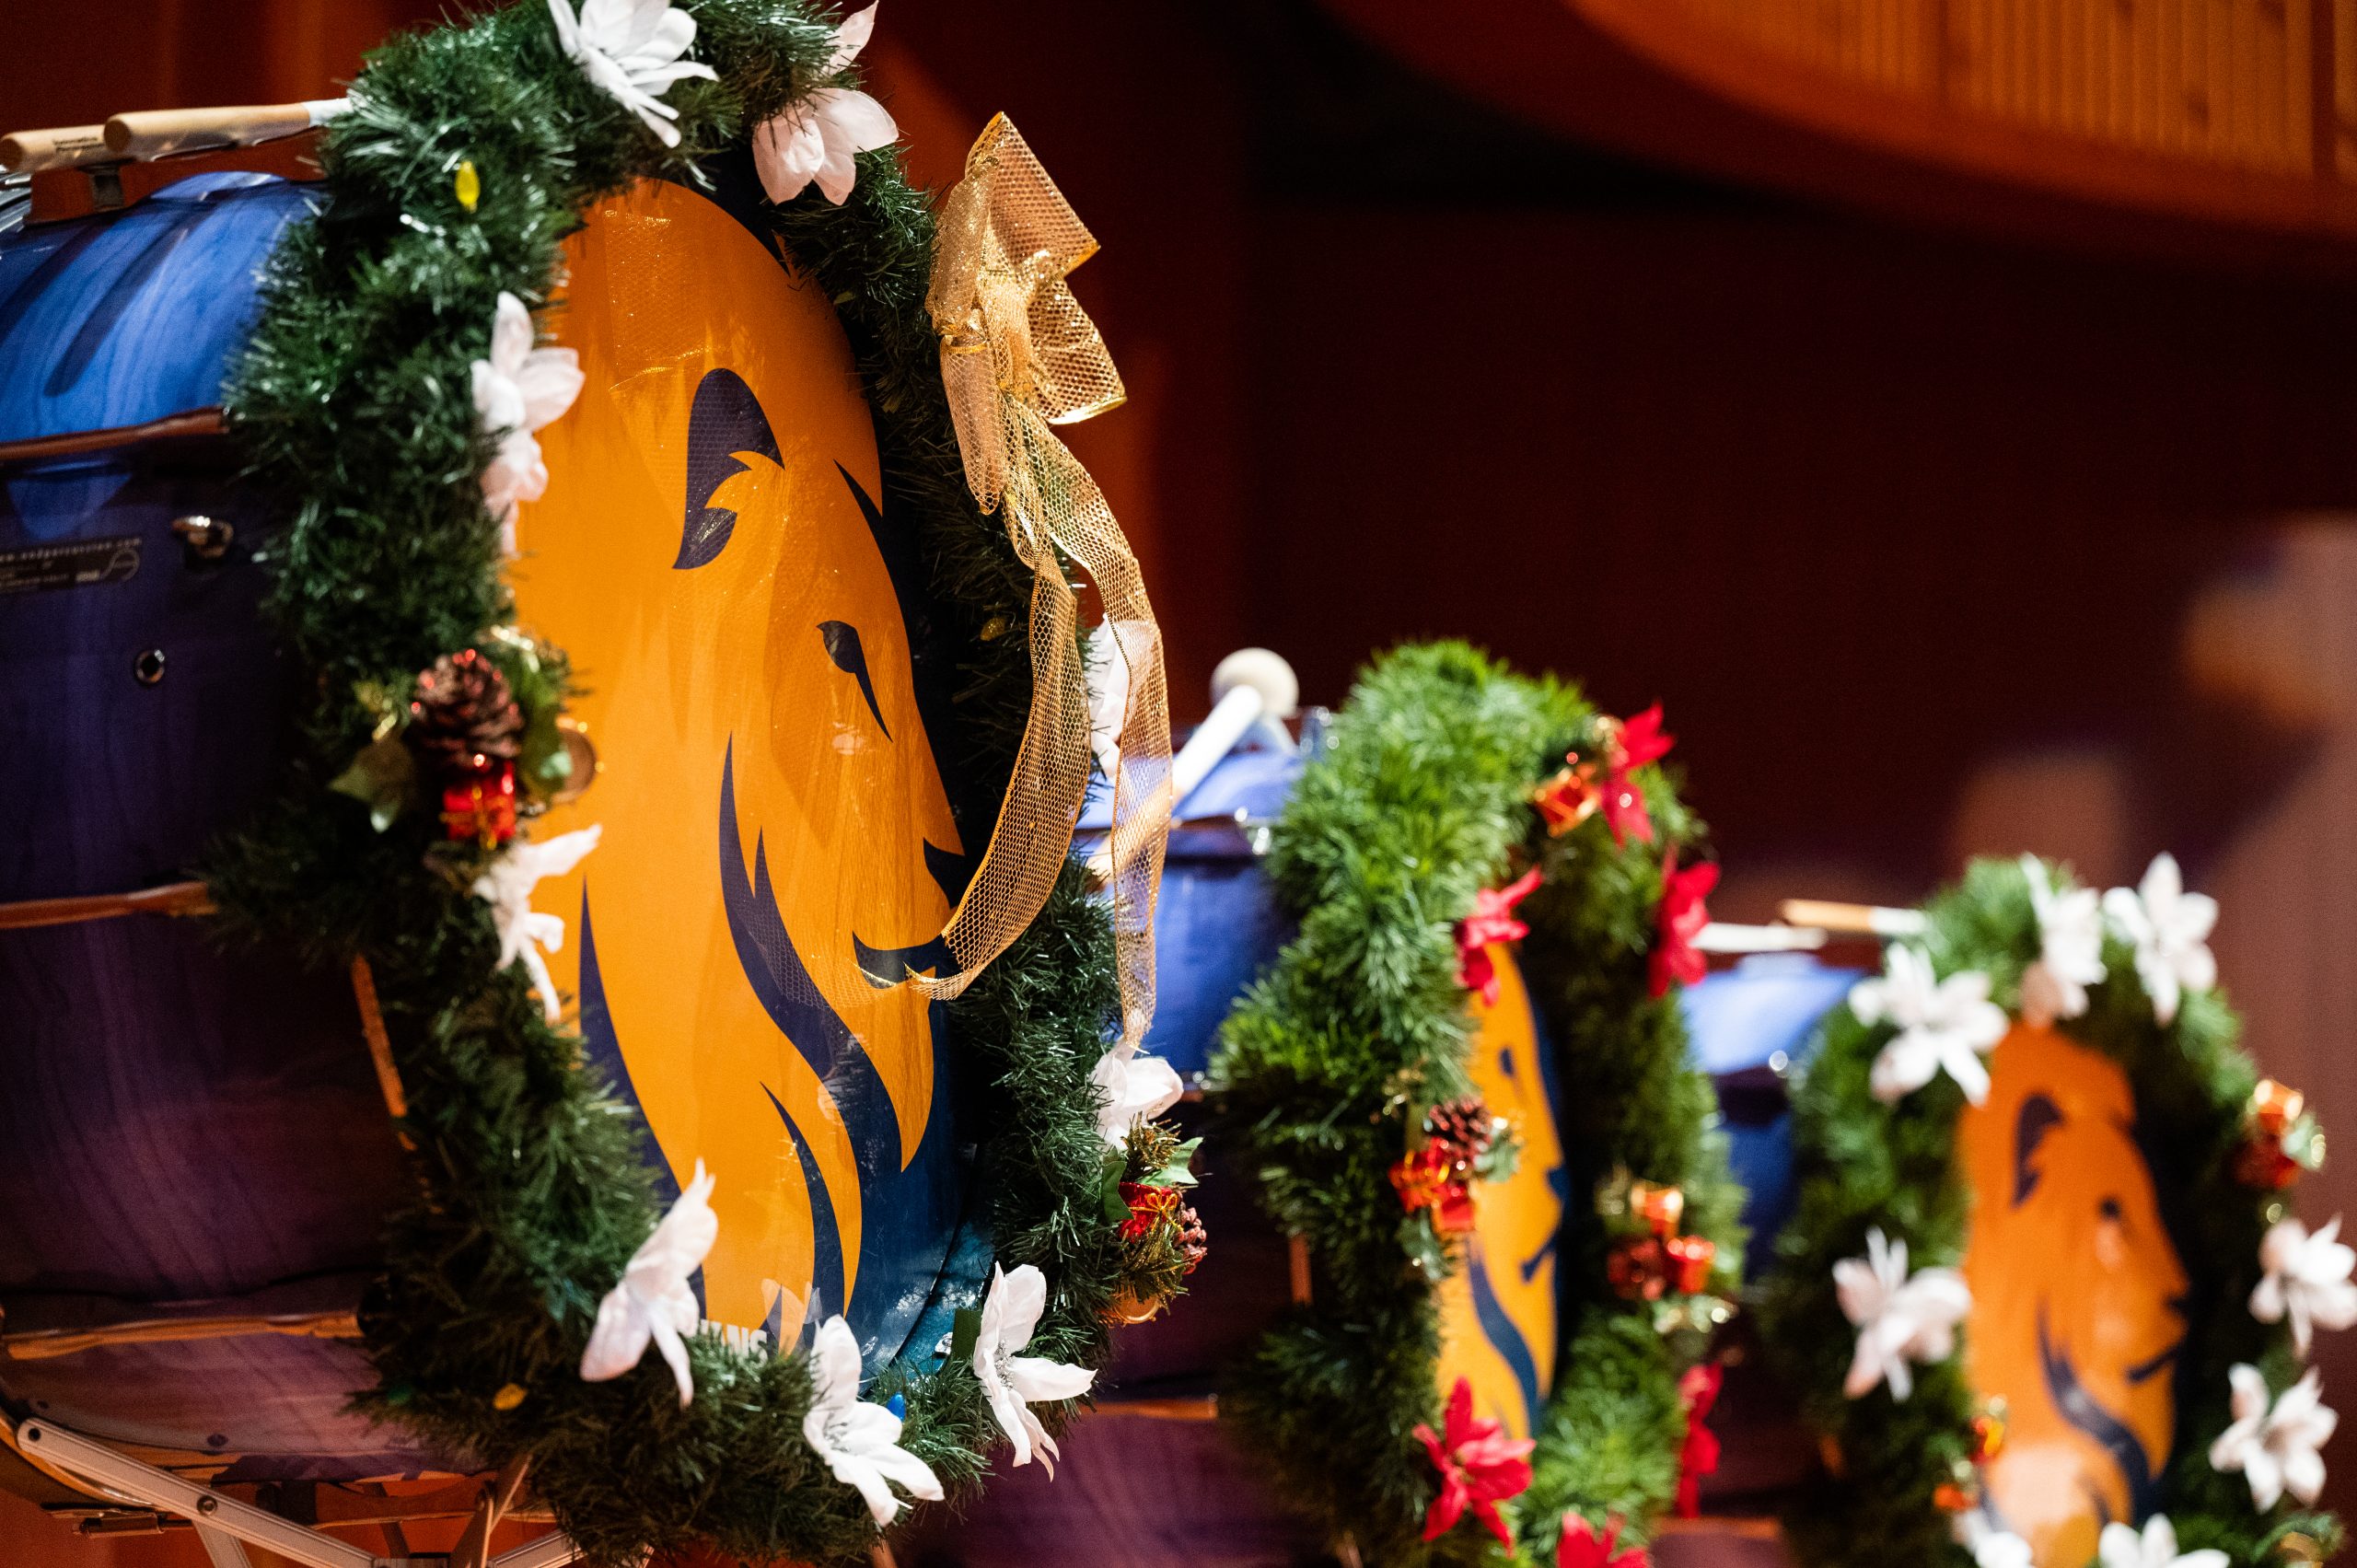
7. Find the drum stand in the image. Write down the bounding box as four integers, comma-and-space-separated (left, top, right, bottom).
9, 1417, 586, 1568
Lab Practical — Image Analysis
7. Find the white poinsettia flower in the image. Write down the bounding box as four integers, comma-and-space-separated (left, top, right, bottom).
471, 825, 602, 1023
1835, 1226, 1971, 1402
2102, 853, 2218, 1027
970, 1263, 1095, 1474
1091, 1046, 1183, 1148
2252, 1216, 2357, 1359
1850, 943, 2008, 1106
2019, 854, 2105, 1027
752, 3, 899, 204
1971, 1531, 2034, 1568
470, 291, 585, 554
548, 0, 717, 146
579, 1160, 718, 1406
2097, 1515, 2228, 1568
1952, 1512, 2033, 1568
801, 1315, 944, 1526
2210, 1364, 2336, 1510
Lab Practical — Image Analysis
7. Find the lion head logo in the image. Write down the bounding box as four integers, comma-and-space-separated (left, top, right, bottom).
1434, 945, 1566, 1439
512, 178, 970, 1367
1958, 1025, 2189, 1567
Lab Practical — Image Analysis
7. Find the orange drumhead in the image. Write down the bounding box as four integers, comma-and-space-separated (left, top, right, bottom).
511, 176, 971, 1365
1958, 1025, 2189, 1566
1434, 945, 1564, 1438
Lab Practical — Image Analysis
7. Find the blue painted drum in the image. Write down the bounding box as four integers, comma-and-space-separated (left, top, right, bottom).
0, 170, 433, 1481
1680, 954, 1861, 1277
0, 164, 994, 1477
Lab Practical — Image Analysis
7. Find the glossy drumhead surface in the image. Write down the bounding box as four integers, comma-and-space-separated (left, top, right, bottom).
1957, 1026, 2189, 1567
1434, 946, 1564, 1439
514, 177, 981, 1370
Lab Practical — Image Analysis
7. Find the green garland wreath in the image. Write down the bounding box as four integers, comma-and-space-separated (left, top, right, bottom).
1759, 855, 2344, 1568
198, 3, 1175, 1562
1207, 642, 1746, 1566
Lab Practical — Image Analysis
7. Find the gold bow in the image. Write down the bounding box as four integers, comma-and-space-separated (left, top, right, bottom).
922, 114, 1172, 1048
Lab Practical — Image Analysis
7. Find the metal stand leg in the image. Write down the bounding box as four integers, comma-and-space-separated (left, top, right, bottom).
13, 1416, 585, 1568
195, 1524, 257, 1568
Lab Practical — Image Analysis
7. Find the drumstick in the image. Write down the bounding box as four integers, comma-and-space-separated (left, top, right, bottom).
103, 99, 350, 161
0, 124, 109, 174
1776, 899, 1927, 937
1694, 921, 1829, 954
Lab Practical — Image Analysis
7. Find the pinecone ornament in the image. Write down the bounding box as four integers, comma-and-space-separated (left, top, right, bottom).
1424, 1097, 1495, 1163
1176, 1203, 1208, 1274
409, 649, 523, 774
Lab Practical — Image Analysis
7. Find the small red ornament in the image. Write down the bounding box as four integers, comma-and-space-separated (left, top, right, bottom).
1629, 1179, 1685, 1240
1434, 1182, 1478, 1237
1675, 1363, 1724, 1518
1560, 1512, 1651, 1568
1532, 761, 1603, 837
1666, 1234, 1718, 1295
441, 762, 517, 847
2237, 1140, 2303, 1191
2253, 1078, 2306, 1136
1120, 1181, 1181, 1242
1649, 848, 1718, 1000
1457, 866, 1542, 1008
1414, 1377, 1534, 1548
1389, 1144, 1477, 1234
1970, 1405, 2007, 1465
2238, 1079, 2316, 1189
1608, 1237, 1669, 1301
1933, 1482, 1977, 1513
1390, 1144, 1453, 1213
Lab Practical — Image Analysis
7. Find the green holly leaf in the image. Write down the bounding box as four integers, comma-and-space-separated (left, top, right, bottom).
1147, 1136, 1202, 1189
330, 736, 416, 831
949, 1306, 982, 1365
1101, 1148, 1131, 1223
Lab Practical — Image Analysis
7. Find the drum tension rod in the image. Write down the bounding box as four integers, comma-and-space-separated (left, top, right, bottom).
10, 1417, 585, 1568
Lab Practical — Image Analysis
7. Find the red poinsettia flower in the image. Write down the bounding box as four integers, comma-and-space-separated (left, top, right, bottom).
1414, 1377, 1534, 1547
1456, 865, 1542, 1007
1599, 704, 1674, 847
1675, 1363, 1724, 1517
1560, 1512, 1650, 1568
1648, 848, 1717, 1000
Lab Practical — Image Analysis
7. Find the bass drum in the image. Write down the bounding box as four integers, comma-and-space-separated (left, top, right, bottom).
511, 168, 992, 1370
0, 159, 989, 1494
0, 169, 433, 1484
910, 739, 1573, 1566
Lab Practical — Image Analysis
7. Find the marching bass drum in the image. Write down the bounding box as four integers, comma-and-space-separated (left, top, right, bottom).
912, 738, 1575, 1565
0, 158, 992, 1493
0, 169, 435, 1483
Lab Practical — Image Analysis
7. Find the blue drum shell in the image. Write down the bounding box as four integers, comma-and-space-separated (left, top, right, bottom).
0, 173, 427, 1478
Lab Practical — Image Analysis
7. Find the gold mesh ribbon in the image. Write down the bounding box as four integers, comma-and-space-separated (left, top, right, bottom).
921, 113, 1173, 1049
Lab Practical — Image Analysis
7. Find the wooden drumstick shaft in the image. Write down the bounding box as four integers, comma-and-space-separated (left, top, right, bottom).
1777, 899, 1927, 937
0, 124, 110, 174
102, 98, 349, 160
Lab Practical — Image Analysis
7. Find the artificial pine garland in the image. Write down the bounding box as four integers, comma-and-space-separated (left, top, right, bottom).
1208, 643, 1744, 1566
1759, 857, 2344, 1568
202, 3, 1145, 1561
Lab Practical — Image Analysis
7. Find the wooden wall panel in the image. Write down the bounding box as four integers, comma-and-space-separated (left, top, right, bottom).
1676, 0, 2316, 174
